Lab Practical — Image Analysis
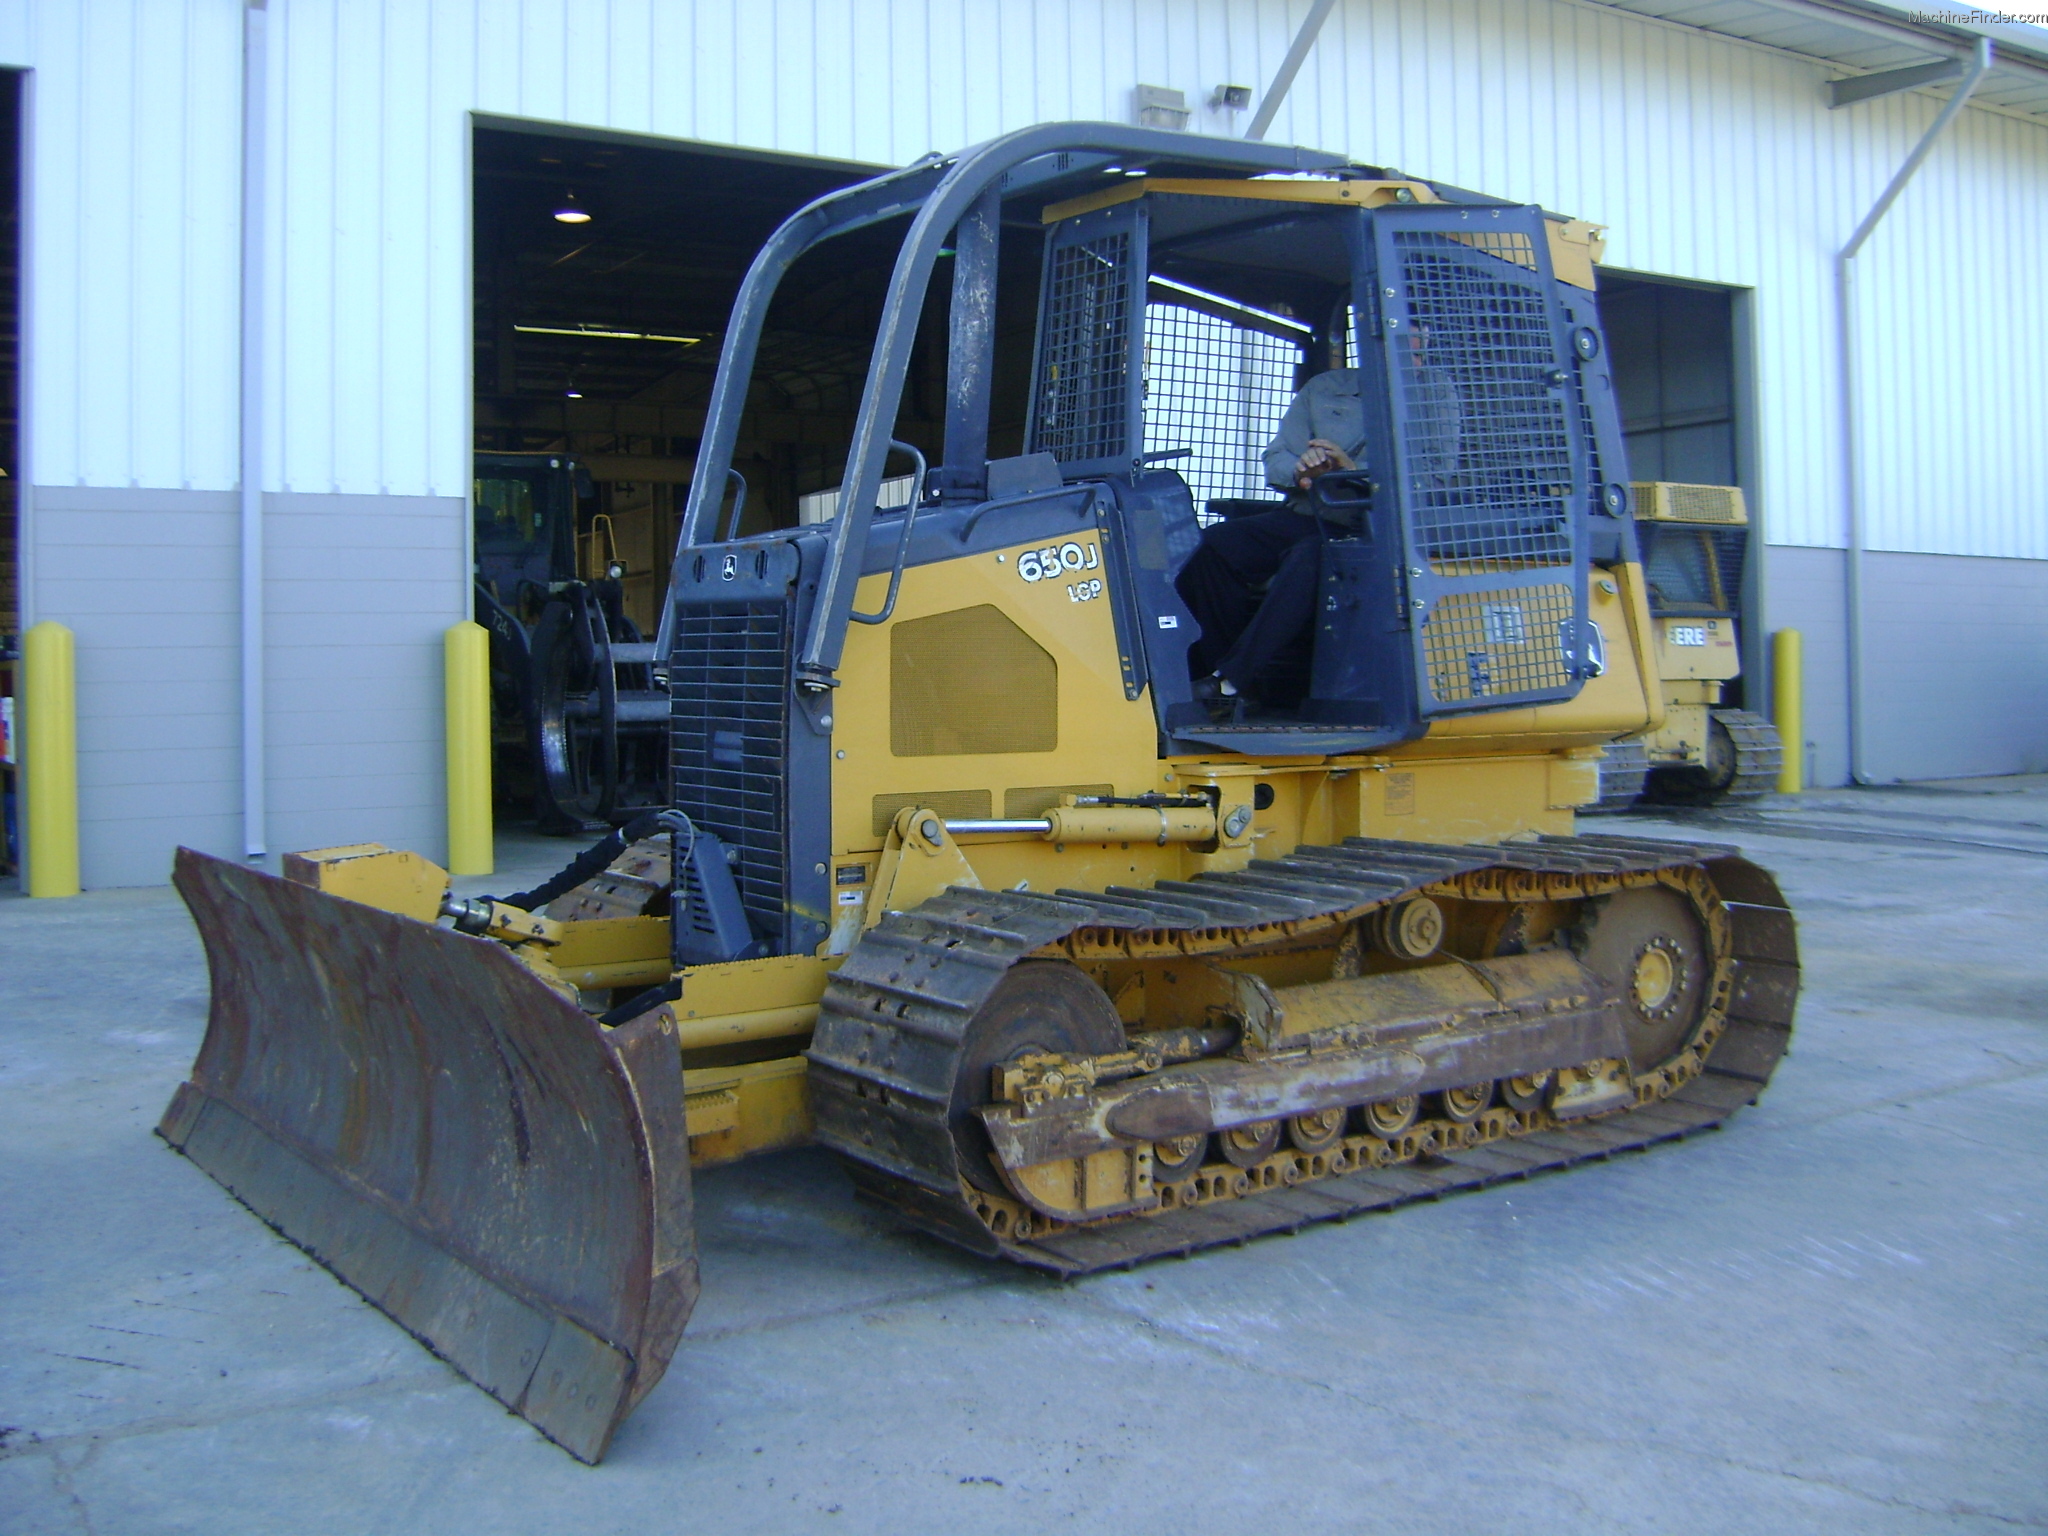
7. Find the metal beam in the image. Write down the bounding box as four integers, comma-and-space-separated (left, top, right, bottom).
1245, 0, 1339, 142
239, 0, 269, 861
1830, 57, 1965, 109
1838, 37, 1992, 785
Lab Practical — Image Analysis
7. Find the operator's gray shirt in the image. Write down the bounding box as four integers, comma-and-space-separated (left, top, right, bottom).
1262, 368, 1369, 494
1261, 363, 1464, 503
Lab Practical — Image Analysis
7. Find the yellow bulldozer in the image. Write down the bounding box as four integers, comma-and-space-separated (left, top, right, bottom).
159, 124, 1800, 1463
1591, 481, 1784, 809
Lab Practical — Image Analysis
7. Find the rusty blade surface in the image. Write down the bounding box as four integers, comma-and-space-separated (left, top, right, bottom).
158, 848, 697, 1463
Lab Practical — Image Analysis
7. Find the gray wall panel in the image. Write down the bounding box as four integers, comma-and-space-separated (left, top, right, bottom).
28, 486, 465, 887
1764, 545, 1850, 790
1765, 545, 2048, 786
1860, 552, 2048, 781
31, 488, 243, 886
261, 492, 464, 872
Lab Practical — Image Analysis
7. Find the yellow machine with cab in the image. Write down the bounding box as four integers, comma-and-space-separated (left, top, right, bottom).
1592, 481, 1783, 808
160, 124, 1800, 1463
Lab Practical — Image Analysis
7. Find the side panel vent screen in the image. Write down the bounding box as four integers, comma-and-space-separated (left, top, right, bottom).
891, 604, 1057, 757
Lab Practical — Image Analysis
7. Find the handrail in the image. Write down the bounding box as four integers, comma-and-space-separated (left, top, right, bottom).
848, 441, 929, 627
718, 468, 749, 543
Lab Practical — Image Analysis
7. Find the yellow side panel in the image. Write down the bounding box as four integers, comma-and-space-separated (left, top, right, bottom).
1407, 563, 1659, 755
1340, 756, 1579, 843
280, 844, 448, 923
831, 534, 1159, 858
677, 954, 833, 1018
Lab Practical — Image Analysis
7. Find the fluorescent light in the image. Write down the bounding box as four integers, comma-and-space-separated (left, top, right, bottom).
1147, 275, 1312, 334
553, 192, 591, 224
515, 324, 701, 345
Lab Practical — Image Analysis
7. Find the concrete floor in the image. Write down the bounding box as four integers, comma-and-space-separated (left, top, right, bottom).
3, 787, 2045, 1534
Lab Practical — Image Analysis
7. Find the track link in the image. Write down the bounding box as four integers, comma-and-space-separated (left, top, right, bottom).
808, 835, 1798, 1276
1711, 708, 1785, 802
1587, 739, 1651, 812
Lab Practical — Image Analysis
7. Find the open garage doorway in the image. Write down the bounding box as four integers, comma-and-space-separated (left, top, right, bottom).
1598, 271, 1758, 714
470, 122, 1047, 834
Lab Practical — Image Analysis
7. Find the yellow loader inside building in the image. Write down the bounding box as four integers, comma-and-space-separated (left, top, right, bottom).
159, 124, 1800, 1463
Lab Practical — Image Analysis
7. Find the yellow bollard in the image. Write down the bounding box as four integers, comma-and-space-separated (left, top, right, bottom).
444, 621, 494, 876
23, 620, 81, 897
1771, 628, 1803, 794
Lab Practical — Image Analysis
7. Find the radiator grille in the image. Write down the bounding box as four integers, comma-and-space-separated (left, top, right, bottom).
1421, 583, 1576, 703
1393, 230, 1575, 572
1031, 230, 1135, 463
668, 595, 790, 942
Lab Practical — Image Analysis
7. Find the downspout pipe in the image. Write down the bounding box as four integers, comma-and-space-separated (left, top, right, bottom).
239, 0, 269, 858
1838, 37, 1991, 785
1245, 0, 1339, 142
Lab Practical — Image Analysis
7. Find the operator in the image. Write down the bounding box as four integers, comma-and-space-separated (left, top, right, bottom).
1174, 333, 1462, 713
1173, 367, 1369, 709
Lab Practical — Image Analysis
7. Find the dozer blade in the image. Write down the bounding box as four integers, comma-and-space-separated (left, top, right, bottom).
158, 848, 697, 1463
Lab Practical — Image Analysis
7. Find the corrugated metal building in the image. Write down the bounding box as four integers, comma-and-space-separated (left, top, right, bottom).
2, 0, 2044, 887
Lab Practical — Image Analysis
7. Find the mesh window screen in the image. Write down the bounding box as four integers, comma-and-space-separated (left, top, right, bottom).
1031, 230, 1137, 463
1141, 302, 1301, 522
1392, 230, 1575, 572
1640, 523, 1747, 613
1370, 205, 1588, 717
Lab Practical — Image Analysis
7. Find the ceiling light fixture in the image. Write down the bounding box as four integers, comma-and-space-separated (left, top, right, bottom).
552, 192, 591, 224
515, 324, 700, 344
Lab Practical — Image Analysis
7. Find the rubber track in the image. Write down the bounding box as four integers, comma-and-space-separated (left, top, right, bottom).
808, 834, 1798, 1277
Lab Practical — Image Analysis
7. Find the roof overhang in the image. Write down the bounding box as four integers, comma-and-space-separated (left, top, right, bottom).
1584, 0, 2048, 119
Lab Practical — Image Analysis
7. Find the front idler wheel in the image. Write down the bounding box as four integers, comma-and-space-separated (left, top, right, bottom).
1576, 886, 1711, 1072
949, 961, 1126, 1195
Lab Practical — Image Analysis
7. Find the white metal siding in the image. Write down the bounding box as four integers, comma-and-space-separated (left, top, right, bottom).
0, 0, 2042, 863
4, 0, 2043, 554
